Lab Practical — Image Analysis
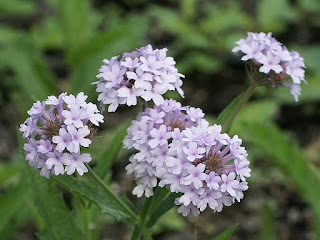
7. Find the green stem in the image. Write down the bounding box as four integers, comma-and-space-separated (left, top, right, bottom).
80, 200, 91, 240
130, 197, 153, 240
85, 163, 138, 223
222, 81, 257, 132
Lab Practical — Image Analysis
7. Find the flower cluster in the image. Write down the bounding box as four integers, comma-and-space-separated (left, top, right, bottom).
20, 92, 104, 178
124, 100, 251, 216
160, 125, 250, 216
232, 32, 306, 101
124, 99, 206, 197
93, 44, 184, 112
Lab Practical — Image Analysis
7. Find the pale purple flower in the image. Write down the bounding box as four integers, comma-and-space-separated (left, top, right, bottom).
186, 107, 205, 122
121, 57, 140, 69
63, 92, 87, 108
62, 107, 85, 128
220, 172, 239, 197
46, 151, 69, 175
183, 163, 207, 189
258, 52, 283, 74
117, 86, 143, 106
85, 103, 104, 126
20, 92, 103, 178
37, 139, 53, 154
140, 55, 163, 75
93, 44, 184, 111
52, 128, 74, 152
63, 152, 91, 176
20, 117, 38, 138
67, 125, 91, 153
183, 142, 206, 162
27, 101, 45, 116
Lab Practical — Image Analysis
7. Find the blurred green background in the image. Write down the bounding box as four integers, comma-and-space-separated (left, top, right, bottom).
0, 0, 320, 239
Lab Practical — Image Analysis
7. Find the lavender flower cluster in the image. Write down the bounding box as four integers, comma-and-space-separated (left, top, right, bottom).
161, 125, 250, 216
93, 44, 184, 112
232, 32, 306, 101
124, 100, 251, 216
20, 92, 103, 178
124, 99, 206, 197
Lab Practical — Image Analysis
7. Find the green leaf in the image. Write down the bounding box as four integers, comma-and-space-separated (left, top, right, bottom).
0, 0, 36, 16
0, 176, 31, 233
58, 0, 91, 58
259, 200, 277, 240
257, 0, 297, 33
25, 167, 83, 240
212, 224, 238, 240
200, 3, 253, 35
3, 38, 56, 104
230, 100, 279, 135
150, 6, 210, 49
52, 175, 134, 224
94, 122, 130, 178
146, 189, 181, 228
0, 164, 22, 185
68, 15, 148, 95
240, 122, 320, 236
216, 94, 242, 126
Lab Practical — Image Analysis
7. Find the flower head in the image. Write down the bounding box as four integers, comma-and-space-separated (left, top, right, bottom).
93, 45, 184, 112
124, 99, 206, 197
160, 125, 250, 216
20, 92, 103, 178
232, 32, 306, 101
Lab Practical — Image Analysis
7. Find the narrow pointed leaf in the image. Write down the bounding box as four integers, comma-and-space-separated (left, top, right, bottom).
212, 224, 238, 240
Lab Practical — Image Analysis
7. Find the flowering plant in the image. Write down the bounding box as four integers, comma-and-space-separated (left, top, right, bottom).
17, 37, 312, 239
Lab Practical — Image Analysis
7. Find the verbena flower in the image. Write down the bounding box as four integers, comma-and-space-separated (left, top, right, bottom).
93, 45, 184, 112
232, 32, 306, 101
20, 92, 103, 178
160, 125, 251, 216
124, 99, 206, 197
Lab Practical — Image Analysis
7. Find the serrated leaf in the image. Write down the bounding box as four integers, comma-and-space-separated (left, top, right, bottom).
25, 166, 83, 240
52, 175, 134, 224
212, 224, 238, 240
94, 122, 130, 178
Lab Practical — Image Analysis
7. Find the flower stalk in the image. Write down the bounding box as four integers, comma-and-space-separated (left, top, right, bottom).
222, 81, 257, 132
